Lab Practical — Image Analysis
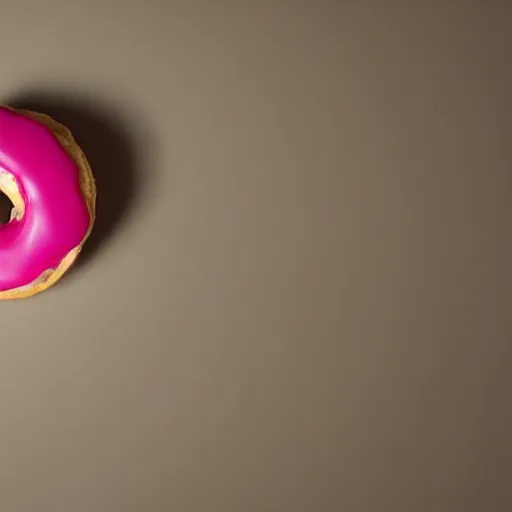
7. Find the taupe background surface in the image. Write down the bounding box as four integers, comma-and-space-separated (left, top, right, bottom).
1, 1, 511, 510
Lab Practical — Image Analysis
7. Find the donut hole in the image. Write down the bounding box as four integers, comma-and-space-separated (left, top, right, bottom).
0, 171, 24, 223
0, 190, 14, 224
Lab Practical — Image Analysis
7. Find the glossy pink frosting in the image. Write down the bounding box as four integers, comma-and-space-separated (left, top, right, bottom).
0, 107, 90, 291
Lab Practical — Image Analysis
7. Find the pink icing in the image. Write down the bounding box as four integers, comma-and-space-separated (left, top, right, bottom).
0, 107, 90, 291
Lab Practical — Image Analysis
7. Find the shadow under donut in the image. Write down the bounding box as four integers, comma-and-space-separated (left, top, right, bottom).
5, 90, 150, 275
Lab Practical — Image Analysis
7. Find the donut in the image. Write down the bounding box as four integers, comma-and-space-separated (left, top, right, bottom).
0, 106, 96, 300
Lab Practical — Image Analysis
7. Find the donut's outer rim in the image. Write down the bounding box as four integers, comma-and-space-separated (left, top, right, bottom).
0, 106, 96, 300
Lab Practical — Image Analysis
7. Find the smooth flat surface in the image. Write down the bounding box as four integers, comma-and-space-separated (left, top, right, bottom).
1, 2, 511, 511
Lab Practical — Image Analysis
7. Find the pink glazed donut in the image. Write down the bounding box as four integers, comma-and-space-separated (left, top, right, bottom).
0, 106, 96, 300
